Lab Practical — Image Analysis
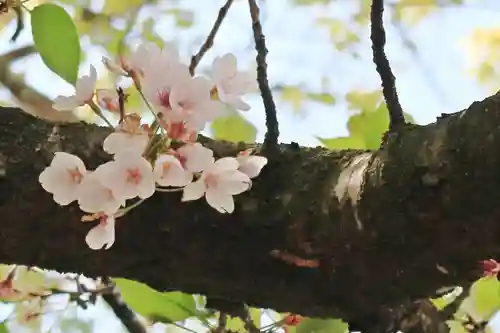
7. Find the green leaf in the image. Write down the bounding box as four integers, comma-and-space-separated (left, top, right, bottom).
225, 308, 261, 332
113, 278, 198, 323
470, 277, 500, 319
103, 0, 142, 15
211, 113, 257, 143
31, 4, 81, 85
295, 318, 347, 333
307, 92, 336, 105
317, 136, 366, 150
0, 322, 7, 333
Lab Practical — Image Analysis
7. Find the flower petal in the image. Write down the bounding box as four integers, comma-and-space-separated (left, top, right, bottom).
237, 155, 268, 178
217, 170, 251, 195
75, 65, 97, 102
53, 95, 79, 111
85, 218, 115, 250
182, 179, 206, 201
206, 188, 234, 213
211, 157, 239, 173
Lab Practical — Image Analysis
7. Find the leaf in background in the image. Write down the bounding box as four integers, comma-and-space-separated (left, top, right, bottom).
307, 92, 336, 105
211, 113, 257, 143
166, 9, 195, 28
469, 277, 500, 320
393, 0, 436, 26
295, 318, 348, 333
280, 86, 304, 112
0, 322, 7, 333
347, 104, 389, 149
293, 0, 330, 5
113, 278, 198, 323
225, 308, 261, 332
31, 3, 81, 85
317, 136, 366, 150
345, 90, 381, 112
103, 0, 142, 15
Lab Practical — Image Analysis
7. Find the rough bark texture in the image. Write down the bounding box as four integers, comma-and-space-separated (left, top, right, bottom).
1, 92, 500, 325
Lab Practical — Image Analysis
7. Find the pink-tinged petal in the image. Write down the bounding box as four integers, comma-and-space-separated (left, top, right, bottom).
137, 172, 156, 199
85, 218, 115, 250
211, 157, 239, 173
53, 95, 79, 111
77, 171, 123, 214
154, 155, 193, 187
237, 155, 268, 178
75, 65, 97, 102
182, 180, 206, 201
217, 170, 251, 195
39, 166, 77, 205
179, 143, 214, 173
221, 95, 251, 111
52, 152, 86, 172
206, 188, 234, 213
212, 53, 237, 80
96, 89, 120, 113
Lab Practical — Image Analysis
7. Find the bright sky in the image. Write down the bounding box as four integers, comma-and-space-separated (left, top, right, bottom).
0, 0, 499, 331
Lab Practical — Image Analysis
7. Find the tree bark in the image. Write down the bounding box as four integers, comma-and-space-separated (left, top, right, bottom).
0, 92, 499, 324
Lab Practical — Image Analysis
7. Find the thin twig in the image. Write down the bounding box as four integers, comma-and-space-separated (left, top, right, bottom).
189, 0, 234, 75
370, 0, 405, 130
100, 277, 148, 333
248, 0, 279, 153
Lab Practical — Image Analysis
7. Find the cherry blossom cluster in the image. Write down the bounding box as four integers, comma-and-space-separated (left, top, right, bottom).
39, 42, 268, 250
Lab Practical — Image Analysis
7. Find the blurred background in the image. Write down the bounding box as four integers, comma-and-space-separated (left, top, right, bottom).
0, 0, 500, 332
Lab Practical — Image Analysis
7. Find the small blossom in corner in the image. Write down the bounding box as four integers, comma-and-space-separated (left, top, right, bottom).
210, 53, 257, 111
77, 167, 125, 214
53, 65, 97, 111
82, 214, 116, 250
182, 157, 251, 213
39, 152, 87, 206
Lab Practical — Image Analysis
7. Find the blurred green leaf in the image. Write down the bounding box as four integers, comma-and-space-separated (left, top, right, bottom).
113, 278, 198, 323
225, 308, 261, 332
31, 3, 81, 85
211, 113, 257, 143
280, 86, 304, 112
470, 277, 500, 319
345, 90, 382, 112
307, 92, 336, 105
295, 318, 347, 333
317, 136, 366, 150
166, 9, 195, 28
0, 322, 7, 333
103, 0, 142, 15
348, 104, 389, 149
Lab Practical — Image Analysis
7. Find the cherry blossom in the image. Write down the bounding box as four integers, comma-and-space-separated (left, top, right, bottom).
176, 143, 214, 173
96, 149, 156, 200
168, 72, 222, 130
96, 89, 120, 113
182, 157, 251, 213
210, 53, 257, 111
39, 152, 87, 206
236, 153, 268, 178
161, 121, 198, 142
103, 114, 149, 156
154, 154, 192, 187
102, 56, 128, 76
53, 65, 97, 111
77, 166, 125, 214
84, 214, 116, 250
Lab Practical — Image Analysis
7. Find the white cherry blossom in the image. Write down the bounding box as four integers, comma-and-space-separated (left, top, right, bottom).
102, 56, 128, 76
210, 53, 257, 111
53, 65, 97, 111
176, 143, 214, 173
236, 154, 268, 178
77, 165, 125, 214
182, 157, 251, 213
168, 73, 221, 130
84, 215, 116, 250
96, 89, 120, 113
39, 152, 87, 206
154, 154, 192, 187
103, 114, 149, 156
96, 149, 156, 200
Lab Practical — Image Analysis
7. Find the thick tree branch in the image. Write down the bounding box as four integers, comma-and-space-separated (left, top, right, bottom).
1, 92, 500, 323
371, 0, 405, 130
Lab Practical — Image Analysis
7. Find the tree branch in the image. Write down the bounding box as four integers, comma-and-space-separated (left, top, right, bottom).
248, 0, 279, 154
101, 277, 148, 333
370, 0, 405, 130
189, 0, 234, 75
1, 91, 500, 322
